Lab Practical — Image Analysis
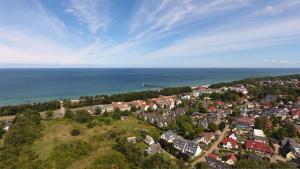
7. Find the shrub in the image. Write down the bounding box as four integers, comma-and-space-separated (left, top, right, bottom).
70, 129, 80, 136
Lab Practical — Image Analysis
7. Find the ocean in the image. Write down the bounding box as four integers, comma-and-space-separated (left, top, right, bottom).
0, 68, 300, 106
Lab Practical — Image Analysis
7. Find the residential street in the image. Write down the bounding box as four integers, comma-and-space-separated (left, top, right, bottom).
192, 124, 229, 165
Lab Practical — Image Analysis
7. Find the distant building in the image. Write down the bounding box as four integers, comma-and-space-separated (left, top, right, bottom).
127, 137, 137, 143
144, 135, 155, 145
146, 143, 163, 155
245, 140, 272, 154
160, 130, 178, 143
253, 129, 267, 143
223, 137, 238, 149
194, 132, 215, 145
280, 137, 300, 159
173, 138, 202, 158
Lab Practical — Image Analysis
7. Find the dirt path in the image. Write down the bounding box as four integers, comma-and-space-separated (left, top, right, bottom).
192, 124, 229, 165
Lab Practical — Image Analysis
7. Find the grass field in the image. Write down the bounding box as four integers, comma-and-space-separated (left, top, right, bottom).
32, 116, 162, 169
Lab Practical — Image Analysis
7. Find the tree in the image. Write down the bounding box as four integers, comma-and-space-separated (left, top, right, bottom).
142, 154, 178, 169
218, 122, 226, 131
208, 123, 218, 132
285, 122, 297, 138
94, 107, 102, 115
234, 159, 269, 169
270, 161, 296, 169
64, 108, 73, 119
46, 110, 54, 119
195, 162, 210, 169
73, 109, 91, 123
254, 117, 265, 129
70, 129, 80, 136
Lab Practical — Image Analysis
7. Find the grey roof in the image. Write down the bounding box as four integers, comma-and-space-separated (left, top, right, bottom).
146, 143, 162, 155
206, 157, 231, 169
173, 138, 200, 156
281, 137, 300, 157
173, 138, 186, 151
161, 130, 177, 141
144, 135, 154, 145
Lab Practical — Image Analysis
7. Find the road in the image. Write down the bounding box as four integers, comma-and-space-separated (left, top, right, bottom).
192, 124, 229, 165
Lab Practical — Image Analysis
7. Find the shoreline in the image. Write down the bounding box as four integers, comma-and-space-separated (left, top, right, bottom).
1, 72, 300, 107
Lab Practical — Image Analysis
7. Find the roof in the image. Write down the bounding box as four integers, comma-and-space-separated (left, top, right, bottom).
144, 135, 154, 145
199, 132, 215, 141
161, 130, 177, 141
207, 153, 219, 160
173, 138, 200, 156
245, 140, 273, 154
227, 154, 237, 161
147, 143, 162, 154
206, 157, 231, 169
223, 137, 238, 147
253, 129, 266, 138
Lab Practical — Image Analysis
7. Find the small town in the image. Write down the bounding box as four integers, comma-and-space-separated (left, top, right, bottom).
1, 75, 300, 169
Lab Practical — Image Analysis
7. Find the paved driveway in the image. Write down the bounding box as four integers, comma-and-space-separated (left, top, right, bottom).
192, 124, 229, 165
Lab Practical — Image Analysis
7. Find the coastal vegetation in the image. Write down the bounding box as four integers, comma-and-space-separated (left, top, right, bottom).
0, 86, 191, 116
0, 108, 166, 168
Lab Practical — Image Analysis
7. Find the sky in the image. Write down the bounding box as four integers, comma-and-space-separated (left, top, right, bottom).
0, 0, 300, 68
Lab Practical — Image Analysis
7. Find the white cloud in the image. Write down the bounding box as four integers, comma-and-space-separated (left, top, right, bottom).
0, 29, 86, 65
66, 0, 110, 33
129, 0, 251, 40
144, 18, 300, 59
263, 59, 290, 65
253, 0, 300, 16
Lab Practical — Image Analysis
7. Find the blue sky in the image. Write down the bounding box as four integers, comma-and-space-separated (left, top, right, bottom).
0, 0, 300, 68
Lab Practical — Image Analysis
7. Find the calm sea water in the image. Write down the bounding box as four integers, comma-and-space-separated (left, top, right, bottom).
0, 68, 300, 106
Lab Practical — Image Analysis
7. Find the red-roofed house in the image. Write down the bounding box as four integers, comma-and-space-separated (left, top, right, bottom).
223, 154, 237, 165
292, 109, 300, 119
209, 106, 217, 112
215, 100, 224, 106
207, 153, 220, 160
245, 140, 273, 154
223, 137, 238, 149
265, 120, 273, 129
196, 132, 215, 145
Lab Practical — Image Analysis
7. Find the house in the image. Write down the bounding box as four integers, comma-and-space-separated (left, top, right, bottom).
222, 154, 237, 165
292, 109, 300, 119
280, 137, 300, 159
228, 131, 238, 141
207, 113, 221, 124
207, 153, 220, 160
235, 117, 254, 130
3, 121, 12, 131
199, 118, 208, 129
127, 137, 137, 143
173, 138, 202, 158
112, 102, 131, 111
229, 130, 247, 144
206, 157, 231, 169
265, 120, 273, 129
146, 143, 163, 155
160, 130, 177, 143
144, 135, 155, 145
245, 140, 272, 154
253, 129, 267, 143
223, 137, 238, 149
194, 132, 215, 145
155, 116, 174, 128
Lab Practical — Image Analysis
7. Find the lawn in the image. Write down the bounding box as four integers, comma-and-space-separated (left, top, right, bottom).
32, 116, 162, 169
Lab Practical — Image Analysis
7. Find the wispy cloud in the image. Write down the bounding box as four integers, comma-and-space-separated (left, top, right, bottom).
263, 59, 290, 65
129, 0, 251, 40
1, 0, 300, 67
252, 0, 300, 16
145, 18, 300, 58
66, 0, 110, 33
